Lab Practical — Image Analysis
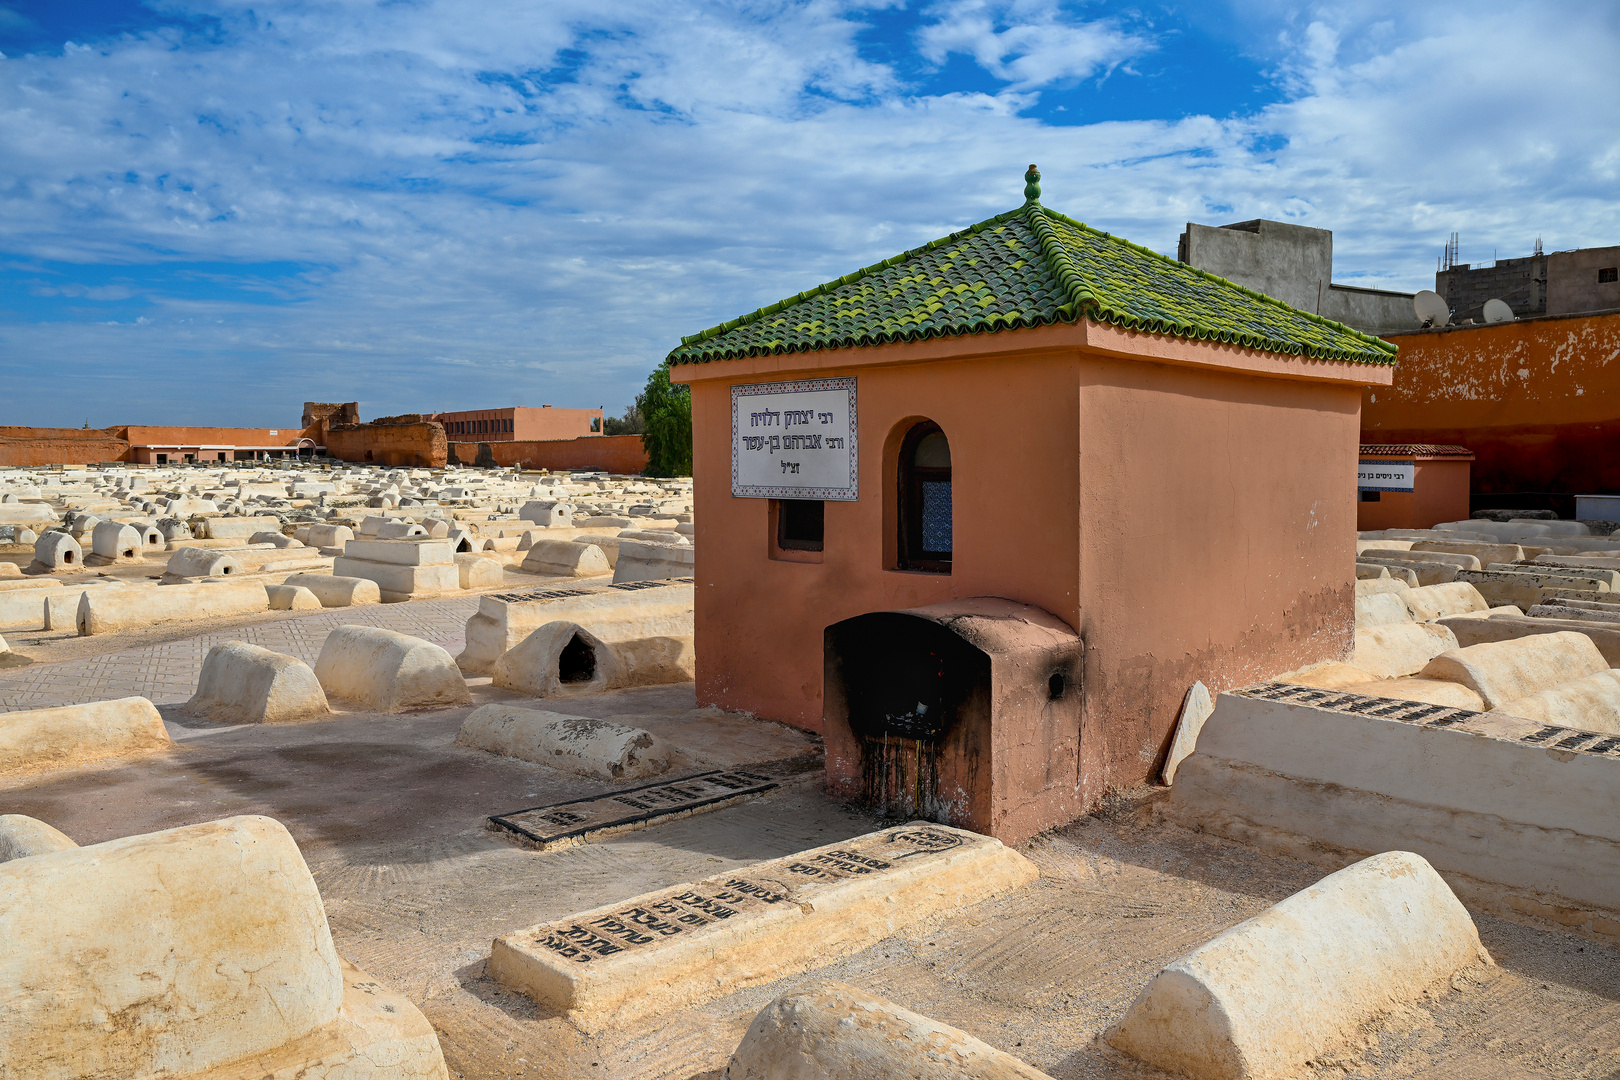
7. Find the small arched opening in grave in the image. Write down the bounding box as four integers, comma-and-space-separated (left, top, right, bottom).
558, 634, 596, 684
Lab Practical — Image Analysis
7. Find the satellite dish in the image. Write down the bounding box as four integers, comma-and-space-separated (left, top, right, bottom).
1414, 290, 1450, 328
1482, 298, 1514, 324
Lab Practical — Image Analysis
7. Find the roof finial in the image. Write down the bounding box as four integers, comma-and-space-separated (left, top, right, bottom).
1023, 163, 1041, 206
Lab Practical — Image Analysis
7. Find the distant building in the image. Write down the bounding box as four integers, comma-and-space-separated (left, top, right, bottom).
1436, 244, 1620, 323
428, 405, 603, 442
1434, 252, 1545, 323
1178, 219, 1417, 335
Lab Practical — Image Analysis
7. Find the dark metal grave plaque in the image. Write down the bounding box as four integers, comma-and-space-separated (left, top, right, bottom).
488, 769, 777, 851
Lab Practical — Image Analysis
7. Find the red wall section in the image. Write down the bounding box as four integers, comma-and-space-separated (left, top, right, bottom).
120, 425, 305, 446
1364, 312, 1620, 494
0, 430, 131, 466
448, 435, 647, 473
512, 408, 603, 441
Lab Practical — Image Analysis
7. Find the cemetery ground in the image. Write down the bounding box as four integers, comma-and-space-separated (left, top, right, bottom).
2, 588, 1617, 1080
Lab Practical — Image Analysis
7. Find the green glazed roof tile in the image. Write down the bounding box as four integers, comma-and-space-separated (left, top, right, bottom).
666, 196, 1397, 367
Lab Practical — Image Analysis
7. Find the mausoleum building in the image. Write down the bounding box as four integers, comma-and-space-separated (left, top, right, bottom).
669, 167, 1397, 840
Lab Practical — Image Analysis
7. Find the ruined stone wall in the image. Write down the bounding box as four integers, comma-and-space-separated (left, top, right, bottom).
447, 435, 647, 474
302, 401, 359, 430
324, 421, 447, 467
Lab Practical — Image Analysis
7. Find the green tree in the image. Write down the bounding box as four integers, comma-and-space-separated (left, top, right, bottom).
602, 400, 644, 435
638, 363, 692, 477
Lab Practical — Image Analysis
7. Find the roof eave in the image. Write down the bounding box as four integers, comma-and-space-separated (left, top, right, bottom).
669, 317, 1393, 389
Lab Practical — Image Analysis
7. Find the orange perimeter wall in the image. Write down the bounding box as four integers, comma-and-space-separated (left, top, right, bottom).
0, 429, 131, 466
1364, 312, 1620, 494
119, 425, 307, 446
0, 423, 316, 467
448, 435, 647, 473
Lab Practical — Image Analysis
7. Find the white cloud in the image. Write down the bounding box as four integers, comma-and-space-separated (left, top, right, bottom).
0, 0, 1615, 425
915, 0, 1152, 91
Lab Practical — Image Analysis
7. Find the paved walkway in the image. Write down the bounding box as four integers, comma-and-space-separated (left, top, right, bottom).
0, 596, 480, 712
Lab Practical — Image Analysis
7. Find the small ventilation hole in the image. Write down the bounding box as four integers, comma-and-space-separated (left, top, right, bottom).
1048, 672, 1065, 701
558, 634, 596, 684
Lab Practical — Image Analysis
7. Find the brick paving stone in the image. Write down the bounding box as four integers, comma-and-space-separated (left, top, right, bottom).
0, 596, 480, 712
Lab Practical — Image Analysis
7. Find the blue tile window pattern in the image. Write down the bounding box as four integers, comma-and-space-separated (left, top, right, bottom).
921, 480, 952, 553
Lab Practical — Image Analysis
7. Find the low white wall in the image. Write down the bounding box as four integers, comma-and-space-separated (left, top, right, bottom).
0, 815, 343, 1078
730, 981, 1053, 1080
0, 815, 78, 862
1165, 685, 1620, 931
77, 580, 269, 635
456, 705, 674, 780
187, 641, 330, 724
1106, 851, 1488, 1080
612, 540, 693, 584
313, 626, 470, 711
0, 696, 171, 774
283, 573, 380, 607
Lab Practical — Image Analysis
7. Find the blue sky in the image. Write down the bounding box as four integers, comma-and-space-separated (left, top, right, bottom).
1, 0, 1616, 427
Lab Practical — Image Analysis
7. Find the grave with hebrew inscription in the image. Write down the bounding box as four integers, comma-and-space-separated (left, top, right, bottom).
488, 768, 778, 849
488, 823, 1037, 1030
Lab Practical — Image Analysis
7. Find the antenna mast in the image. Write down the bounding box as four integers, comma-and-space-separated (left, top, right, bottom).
1440, 232, 1459, 272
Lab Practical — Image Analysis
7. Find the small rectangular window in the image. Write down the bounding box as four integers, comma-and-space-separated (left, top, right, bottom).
1600, 267, 1618, 283
1360, 490, 1381, 502
777, 499, 824, 551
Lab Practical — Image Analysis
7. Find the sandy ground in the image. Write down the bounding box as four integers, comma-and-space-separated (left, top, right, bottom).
2, 582, 1618, 1079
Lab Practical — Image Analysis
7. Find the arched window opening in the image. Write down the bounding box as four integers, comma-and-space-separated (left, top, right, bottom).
899, 422, 951, 572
